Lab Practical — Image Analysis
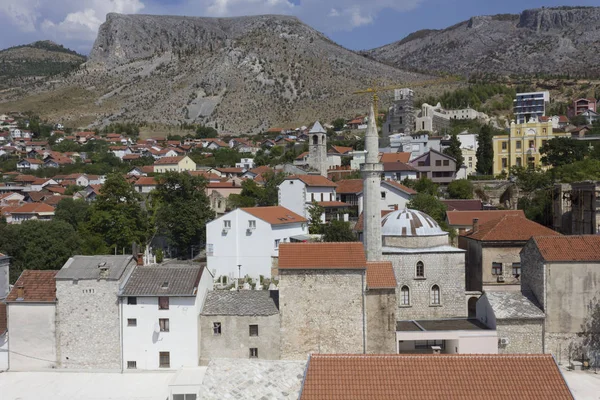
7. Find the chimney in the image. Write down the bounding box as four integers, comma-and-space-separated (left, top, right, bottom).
136, 253, 144, 266
16, 285, 24, 301
393, 204, 398, 211
472, 218, 479, 233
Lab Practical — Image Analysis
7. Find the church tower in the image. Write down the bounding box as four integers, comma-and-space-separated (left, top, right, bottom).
308, 121, 328, 177
362, 106, 383, 261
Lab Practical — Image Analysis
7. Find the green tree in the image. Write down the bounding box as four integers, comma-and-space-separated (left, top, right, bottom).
323, 219, 357, 242
510, 166, 552, 194
0, 220, 81, 282
518, 189, 553, 227
54, 198, 90, 229
407, 193, 447, 227
570, 114, 588, 126
64, 184, 84, 196
476, 124, 494, 175
443, 133, 464, 172
196, 126, 218, 139
308, 201, 325, 234
553, 159, 600, 183
52, 140, 80, 152
152, 172, 215, 258
332, 118, 346, 131
85, 173, 148, 252
447, 179, 474, 199
540, 137, 590, 168
404, 177, 438, 196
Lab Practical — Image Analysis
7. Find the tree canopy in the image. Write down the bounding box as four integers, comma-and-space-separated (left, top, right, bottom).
322, 219, 357, 242
407, 193, 447, 227
476, 124, 494, 175
443, 133, 464, 172
540, 137, 590, 167
447, 179, 474, 199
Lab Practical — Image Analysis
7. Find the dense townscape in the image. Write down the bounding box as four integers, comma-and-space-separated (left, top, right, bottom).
2, 4, 600, 400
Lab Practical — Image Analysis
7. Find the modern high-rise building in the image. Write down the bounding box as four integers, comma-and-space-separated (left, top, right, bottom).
513, 91, 550, 124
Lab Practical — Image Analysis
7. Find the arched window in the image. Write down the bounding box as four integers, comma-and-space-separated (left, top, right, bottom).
431, 285, 440, 305
312, 135, 319, 145
416, 261, 424, 278
401, 286, 410, 306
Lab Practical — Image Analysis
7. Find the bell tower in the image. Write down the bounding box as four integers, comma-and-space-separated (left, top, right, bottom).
308, 121, 328, 177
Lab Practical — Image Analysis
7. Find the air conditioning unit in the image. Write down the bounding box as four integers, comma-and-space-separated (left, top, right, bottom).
499, 338, 510, 346
222, 227, 230, 233
246, 227, 254, 234
497, 276, 505, 283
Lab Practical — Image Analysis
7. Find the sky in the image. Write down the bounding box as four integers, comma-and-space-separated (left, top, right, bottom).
0, 0, 596, 53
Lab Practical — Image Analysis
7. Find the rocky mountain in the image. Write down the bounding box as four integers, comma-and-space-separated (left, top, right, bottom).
366, 7, 600, 78
0, 41, 86, 90
0, 14, 432, 133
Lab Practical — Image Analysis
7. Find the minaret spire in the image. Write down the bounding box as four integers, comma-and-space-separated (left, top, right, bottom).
361, 105, 383, 261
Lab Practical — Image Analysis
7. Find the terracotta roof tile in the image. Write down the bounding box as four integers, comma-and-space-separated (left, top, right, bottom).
189, 171, 221, 180
6, 270, 58, 302
463, 215, 560, 242
532, 235, 600, 262
135, 177, 157, 186
286, 175, 337, 187
329, 146, 353, 155
295, 151, 309, 160
366, 261, 396, 289
442, 199, 483, 211
279, 242, 366, 270
447, 210, 525, 226
241, 206, 307, 225
154, 156, 185, 165
250, 166, 273, 175
335, 179, 363, 194
380, 152, 411, 163
300, 354, 573, 400
11, 202, 55, 214
217, 167, 245, 174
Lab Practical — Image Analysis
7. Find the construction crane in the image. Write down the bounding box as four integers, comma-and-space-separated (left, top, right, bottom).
353, 77, 458, 126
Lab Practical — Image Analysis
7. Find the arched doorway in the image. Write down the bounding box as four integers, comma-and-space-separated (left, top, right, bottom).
468, 296, 478, 318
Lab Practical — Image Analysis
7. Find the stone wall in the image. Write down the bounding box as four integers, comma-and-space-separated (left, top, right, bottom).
481, 245, 523, 286
56, 280, 121, 369
520, 241, 546, 310
199, 314, 280, 365
279, 269, 364, 359
497, 319, 543, 354
545, 332, 584, 364
366, 289, 396, 354
385, 251, 466, 320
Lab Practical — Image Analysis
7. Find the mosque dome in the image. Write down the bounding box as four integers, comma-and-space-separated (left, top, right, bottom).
381, 208, 446, 237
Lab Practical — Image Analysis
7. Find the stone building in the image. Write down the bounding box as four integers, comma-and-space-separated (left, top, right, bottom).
382, 88, 415, 143
307, 121, 328, 177
278, 242, 367, 359
365, 261, 397, 354
55, 255, 136, 369
570, 181, 600, 235
199, 290, 280, 365
521, 235, 600, 363
5, 270, 58, 370
552, 183, 572, 234
381, 209, 467, 320
459, 215, 560, 294
476, 290, 544, 354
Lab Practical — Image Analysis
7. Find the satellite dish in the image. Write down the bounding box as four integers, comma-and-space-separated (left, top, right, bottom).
154, 323, 160, 333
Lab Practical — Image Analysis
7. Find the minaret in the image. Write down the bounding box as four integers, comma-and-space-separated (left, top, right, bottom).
308, 121, 328, 177
361, 106, 383, 261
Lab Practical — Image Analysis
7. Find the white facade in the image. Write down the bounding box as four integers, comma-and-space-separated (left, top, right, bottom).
235, 158, 255, 169
278, 179, 336, 219
357, 180, 413, 215
350, 151, 366, 170
206, 209, 307, 280
7, 303, 57, 370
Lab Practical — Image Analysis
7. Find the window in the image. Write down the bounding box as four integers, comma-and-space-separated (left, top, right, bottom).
159, 352, 170, 368
249, 348, 258, 358
435, 160, 441, 166
543, 128, 547, 134
248, 220, 256, 229
223, 220, 231, 229
320, 193, 324, 202
381, 191, 386, 200
492, 262, 503, 276
468, 157, 472, 161
249, 324, 259, 337
329, 193, 333, 201
516, 140, 522, 149
127, 318, 137, 327
416, 261, 424, 278
443, 160, 449, 166
415, 340, 445, 349
417, 161, 425, 167
127, 361, 137, 369
159, 297, 169, 310
501, 158, 508, 169
213, 322, 222, 335
311, 193, 315, 202
173, 395, 197, 400
527, 157, 535, 168
274, 239, 280, 249
401, 286, 410, 306
542, 140, 547, 147
501, 142, 507, 150
159, 318, 170, 332
516, 157, 522, 167
430, 285, 440, 305
529, 140, 535, 149
512, 263, 521, 278
127, 297, 137, 305
206, 243, 214, 256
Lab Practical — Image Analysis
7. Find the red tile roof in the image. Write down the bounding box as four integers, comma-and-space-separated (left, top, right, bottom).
14, 174, 37, 182
135, 177, 158, 186
329, 146, 353, 155
154, 156, 186, 165
286, 175, 337, 187
463, 215, 560, 242
335, 179, 363, 194
383, 161, 417, 172
279, 242, 366, 270
122, 154, 141, 160
382, 180, 417, 195
300, 354, 573, 400
442, 199, 484, 211
295, 151, 309, 160
189, 171, 221, 180
447, 210, 525, 226
380, 152, 411, 163
11, 203, 55, 214
241, 206, 307, 225
21, 158, 43, 164
532, 235, 600, 262
217, 167, 245, 174
207, 182, 242, 189
366, 261, 396, 289
250, 166, 273, 175
6, 270, 58, 303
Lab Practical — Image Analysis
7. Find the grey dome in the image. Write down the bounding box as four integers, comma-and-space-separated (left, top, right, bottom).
381, 209, 446, 237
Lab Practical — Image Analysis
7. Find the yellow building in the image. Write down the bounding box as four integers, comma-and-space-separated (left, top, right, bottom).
462, 147, 477, 176
153, 156, 197, 173
492, 119, 570, 176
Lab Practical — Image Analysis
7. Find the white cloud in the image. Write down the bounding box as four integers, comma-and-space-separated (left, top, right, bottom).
0, 0, 41, 32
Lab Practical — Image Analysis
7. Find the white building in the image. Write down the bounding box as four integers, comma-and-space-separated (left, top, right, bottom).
357, 180, 416, 215
514, 91, 550, 124
0, 253, 9, 371
206, 206, 307, 280
278, 175, 337, 219
350, 150, 366, 170
120, 264, 213, 370
235, 158, 255, 169
5, 270, 58, 370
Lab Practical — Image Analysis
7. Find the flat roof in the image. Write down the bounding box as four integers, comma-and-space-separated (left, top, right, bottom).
397, 319, 490, 332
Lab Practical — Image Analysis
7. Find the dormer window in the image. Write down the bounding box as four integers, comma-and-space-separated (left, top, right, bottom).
223, 220, 231, 229
249, 220, 256, 229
